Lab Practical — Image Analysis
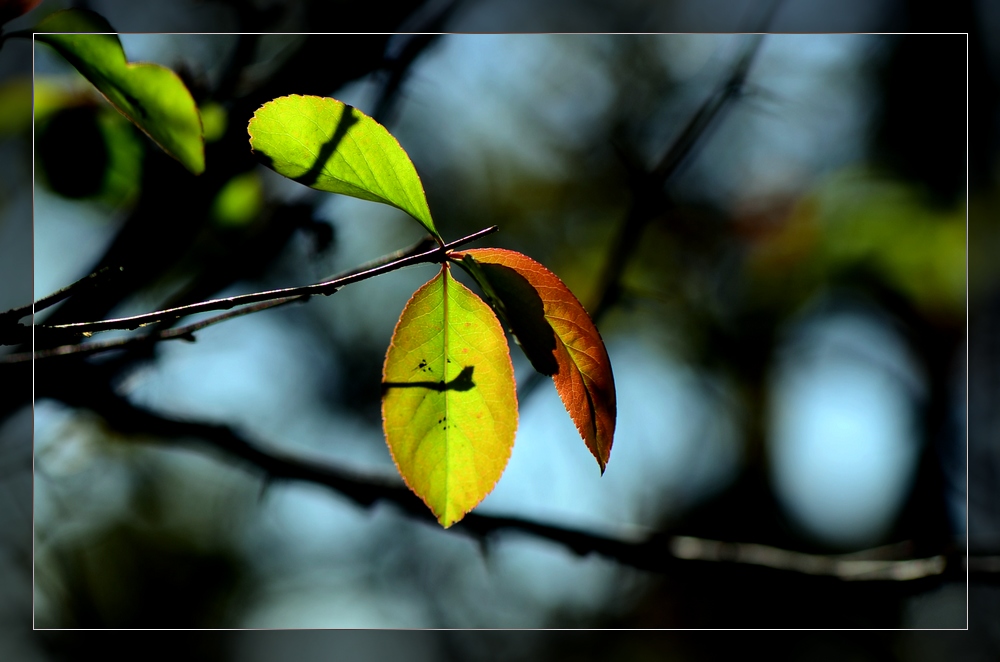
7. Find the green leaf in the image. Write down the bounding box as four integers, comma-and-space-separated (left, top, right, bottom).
454, 248, 616, 473
382, 265, 517, 527
34, 9, 204, 174
248, 94, 438, 239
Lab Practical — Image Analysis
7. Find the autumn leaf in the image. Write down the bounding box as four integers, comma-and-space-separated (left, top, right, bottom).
248, 95, 438, 239
453, 248, 616, 472
382, 264, 517, 527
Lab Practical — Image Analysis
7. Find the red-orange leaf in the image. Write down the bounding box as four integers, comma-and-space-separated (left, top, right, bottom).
453, 248, 616, 472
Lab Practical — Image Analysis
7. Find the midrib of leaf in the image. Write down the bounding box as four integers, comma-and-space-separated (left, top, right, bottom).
441, 266, 452, 510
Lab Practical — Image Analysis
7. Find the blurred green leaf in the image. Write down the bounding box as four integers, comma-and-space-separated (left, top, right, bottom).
200, 101, 227, 143
96, 107, 144, 207
0, 77, 31, 135
746, 170, 966, 315
34, 9, 204, 174
32, 76, 87, 126
211, 171, 263, 227
248, 94, 438, 239
819, 176, 965, 313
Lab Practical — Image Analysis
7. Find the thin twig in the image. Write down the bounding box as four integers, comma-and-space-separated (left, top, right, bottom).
3, 236, 455, 363
2, 296, 298, 363
34, 226, 497, 338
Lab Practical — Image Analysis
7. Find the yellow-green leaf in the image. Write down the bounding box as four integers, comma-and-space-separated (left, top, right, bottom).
34, 9, 204, 174
248, 94, 438, 239
382, 265, 517, 527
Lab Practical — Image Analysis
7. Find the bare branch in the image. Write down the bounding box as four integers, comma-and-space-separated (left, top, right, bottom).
22, 226, 498, 350
4, 234, 447, 363
1, 296, 298, 363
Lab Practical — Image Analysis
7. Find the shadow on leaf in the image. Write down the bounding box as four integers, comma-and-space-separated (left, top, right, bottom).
292, 106, 359, 188
382, 365, 476, 394
475, 263, 558, 376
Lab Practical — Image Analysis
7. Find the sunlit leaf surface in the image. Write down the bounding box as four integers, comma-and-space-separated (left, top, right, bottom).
455, 248, 616, 472
382, 265, 517, 527
35, 9, 204, 174
248, 94, 438, 238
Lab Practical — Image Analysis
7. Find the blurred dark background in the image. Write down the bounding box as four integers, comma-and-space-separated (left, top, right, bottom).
0, 0, 990, 658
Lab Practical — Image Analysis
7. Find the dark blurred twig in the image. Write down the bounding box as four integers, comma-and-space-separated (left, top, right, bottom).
371, 0, 460, 124
516, 33, 768, 402
591, 33, 766, 324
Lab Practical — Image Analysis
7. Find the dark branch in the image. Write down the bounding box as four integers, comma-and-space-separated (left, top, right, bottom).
41, 369, 964, 584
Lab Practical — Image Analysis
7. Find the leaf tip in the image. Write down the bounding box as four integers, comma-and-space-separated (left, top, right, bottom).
186, 151, 206, 176
438, 512, 461, 529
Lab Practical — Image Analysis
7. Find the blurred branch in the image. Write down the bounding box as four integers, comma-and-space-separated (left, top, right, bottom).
371, 0, 460, 124
668, 536, 946, 581
516, 33, 769, 402
591, 33, 766, 323
39, 367, 967, 583
19, 226, 498, 351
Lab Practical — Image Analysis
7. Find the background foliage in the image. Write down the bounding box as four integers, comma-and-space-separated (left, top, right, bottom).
0, 0, 990, 659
